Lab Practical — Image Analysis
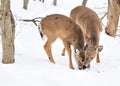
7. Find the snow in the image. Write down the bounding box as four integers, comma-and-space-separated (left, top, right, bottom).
0, 0, 120, 86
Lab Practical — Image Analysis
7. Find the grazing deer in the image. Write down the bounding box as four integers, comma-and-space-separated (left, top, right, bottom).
62, 6, 103, 69
40, 14, 86, 69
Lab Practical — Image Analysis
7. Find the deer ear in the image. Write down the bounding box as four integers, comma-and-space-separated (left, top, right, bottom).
84, 44, 88, 51
96, 45, 103, 52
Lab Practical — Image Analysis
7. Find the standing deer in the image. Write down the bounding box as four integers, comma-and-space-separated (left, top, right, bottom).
62, 6, 103, 69
40, 14, 86, 69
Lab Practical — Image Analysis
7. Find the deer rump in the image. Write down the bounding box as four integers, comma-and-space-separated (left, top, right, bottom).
69, 6, 103, 68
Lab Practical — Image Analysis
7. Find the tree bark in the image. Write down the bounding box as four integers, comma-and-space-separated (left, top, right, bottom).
39, 0, 57, 6
53, 0, 57, 6
105, 0, 120, 37
82, 0, 88, 6
40, 0, 45, 3
0, 0, 15, 63
23, 0, 29, 10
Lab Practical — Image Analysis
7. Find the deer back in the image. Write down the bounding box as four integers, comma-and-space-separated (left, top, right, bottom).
41, 14, 84, 49
70, 6, 103, 47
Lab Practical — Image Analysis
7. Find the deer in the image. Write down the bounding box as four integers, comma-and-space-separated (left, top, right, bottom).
62, 6, 103, 69
39, 14, 87, 69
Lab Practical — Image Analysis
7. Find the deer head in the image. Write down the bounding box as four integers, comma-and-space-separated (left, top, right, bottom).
83, 44, 103, 68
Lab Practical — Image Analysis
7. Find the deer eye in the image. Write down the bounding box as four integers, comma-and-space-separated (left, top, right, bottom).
91, 57, 94, 60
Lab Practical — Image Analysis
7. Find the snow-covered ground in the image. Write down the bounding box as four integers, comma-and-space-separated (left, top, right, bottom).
0, 0, 120, 86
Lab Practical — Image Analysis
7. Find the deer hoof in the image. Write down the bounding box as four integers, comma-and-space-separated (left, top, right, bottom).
61, 53, 65, 56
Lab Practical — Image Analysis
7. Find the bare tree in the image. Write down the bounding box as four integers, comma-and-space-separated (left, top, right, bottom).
40, 0, 57, 6
23, 0, 57, 10
82, 0, 88, 6
53, 0, 57, 6
0, 0, 15, 63
40, 0, 45, 3
23, 0, 29, 10
105, 0, 120, 37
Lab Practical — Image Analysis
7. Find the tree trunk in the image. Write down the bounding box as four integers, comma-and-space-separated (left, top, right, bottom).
53, 0, 57, 6
23, 0, 29, 10
39, 0, 57, 6
0, 0, 15, 63
40, 0, 45, 3
105, 0, 120, 37
82, 0, 88, 6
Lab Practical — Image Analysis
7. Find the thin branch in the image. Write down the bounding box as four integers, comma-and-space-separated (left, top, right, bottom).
19, 17, 43, 26
100, 12, 108, 20
19, 17, 44, 38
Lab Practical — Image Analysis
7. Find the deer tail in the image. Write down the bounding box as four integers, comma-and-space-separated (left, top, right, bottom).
38, 23, 44, 39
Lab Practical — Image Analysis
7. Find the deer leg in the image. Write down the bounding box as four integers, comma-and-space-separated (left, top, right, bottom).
63, 42, 74, 69
44, 40, 55, 64
61, 47, 66, 56
96, 53, 100, 63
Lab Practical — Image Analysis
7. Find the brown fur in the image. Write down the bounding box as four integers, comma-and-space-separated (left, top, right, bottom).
40, 14, 85, 69
62, 6, 103, 68
70, 6, 103, 67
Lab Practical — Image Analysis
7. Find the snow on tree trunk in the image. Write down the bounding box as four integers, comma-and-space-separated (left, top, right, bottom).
105, 0, 120, 37
0, 0, 15, 63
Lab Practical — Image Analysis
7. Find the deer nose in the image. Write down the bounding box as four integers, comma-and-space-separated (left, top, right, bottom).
82, 65, 87, 69
78, 65, 87, 70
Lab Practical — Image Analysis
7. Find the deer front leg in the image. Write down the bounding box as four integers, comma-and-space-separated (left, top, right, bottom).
61, 47, 66, 56
63, 42, 74, 69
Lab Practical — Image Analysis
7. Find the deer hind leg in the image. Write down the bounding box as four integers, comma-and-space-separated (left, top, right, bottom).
96, 53, 100, 63
44, 38, 56, 64
61, 47, 66, 56
63, 42, 74, 69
